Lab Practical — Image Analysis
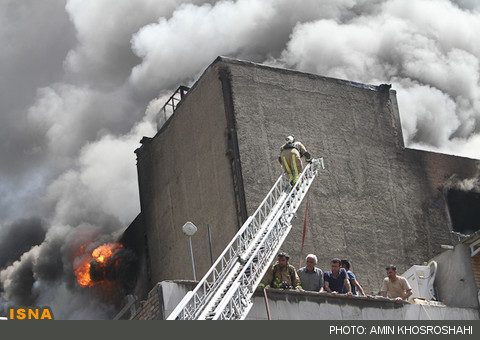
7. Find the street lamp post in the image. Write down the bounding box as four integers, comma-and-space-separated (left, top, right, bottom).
182, 221, 198, 281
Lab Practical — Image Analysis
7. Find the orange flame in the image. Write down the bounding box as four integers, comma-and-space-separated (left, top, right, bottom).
92, 244, 114, 263
74, 242, 123, 288
75, 261, 93, 287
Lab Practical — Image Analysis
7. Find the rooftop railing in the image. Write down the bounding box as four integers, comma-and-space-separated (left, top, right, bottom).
158, 85, 190, 128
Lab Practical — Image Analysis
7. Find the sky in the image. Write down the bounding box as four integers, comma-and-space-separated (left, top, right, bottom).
1, 0, 479, 319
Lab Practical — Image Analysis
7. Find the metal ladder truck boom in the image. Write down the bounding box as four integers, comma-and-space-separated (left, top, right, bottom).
167, 158, 324, 320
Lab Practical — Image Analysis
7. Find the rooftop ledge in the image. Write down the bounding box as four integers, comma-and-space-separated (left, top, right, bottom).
127, 280, 480, 320
253, 286, 413, 306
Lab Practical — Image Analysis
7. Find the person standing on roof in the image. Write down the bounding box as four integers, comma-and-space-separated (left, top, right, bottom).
279, 135, 312, 186
341, 259, 366, 296
297, 254, 324, 292
259, 252, 302, 290
324, 258, 353, 297
380, 265, 412, 303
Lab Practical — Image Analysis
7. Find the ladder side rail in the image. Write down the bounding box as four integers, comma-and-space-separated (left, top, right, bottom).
245, 218, 293, 289
167, 217, 250, 319
214, 208, 294, 320
167, 173, 287, 319
237, 174, 287, 253
240, 219, 293, 319
220, 282, 250, 320
215, 217, 293, 320
211, 281, 242, 320
215, 223, 300, 319
213, 161, 320, 320
238, 191, 288, 263
282, 159, 321, 220
195, 176, 290, 319
168, 229, 246, 319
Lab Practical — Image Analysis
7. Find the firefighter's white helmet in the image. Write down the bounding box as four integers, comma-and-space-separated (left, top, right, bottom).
285, 135, 295, 143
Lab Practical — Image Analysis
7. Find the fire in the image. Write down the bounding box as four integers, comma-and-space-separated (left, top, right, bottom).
75, 261, 93, 287
92, 244, 114, 263
74, 242, 123, 288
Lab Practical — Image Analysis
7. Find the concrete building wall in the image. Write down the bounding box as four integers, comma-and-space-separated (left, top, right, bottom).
131, 281, 195, 320
401, 150, 478, 256
432, 244, 479, 308
119, 214, 150, 300
130, 57, 479, 299
134, 62, 241, 286
222, 58, 479, 295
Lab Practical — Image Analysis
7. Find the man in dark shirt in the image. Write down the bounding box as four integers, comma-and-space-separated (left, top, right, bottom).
324, 258, 352, 297
341, 259, 366, 296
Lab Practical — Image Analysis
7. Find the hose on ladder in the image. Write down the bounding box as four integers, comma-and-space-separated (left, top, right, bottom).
298, 191, 310, 268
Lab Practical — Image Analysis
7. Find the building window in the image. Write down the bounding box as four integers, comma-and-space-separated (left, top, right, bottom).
446, 189, 480, 235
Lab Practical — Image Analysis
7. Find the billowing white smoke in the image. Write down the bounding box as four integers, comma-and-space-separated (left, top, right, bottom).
1, 0, 479, 319
276, 0, 480, 156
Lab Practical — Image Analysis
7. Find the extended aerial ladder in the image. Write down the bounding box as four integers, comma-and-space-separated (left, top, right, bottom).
167, 158, 324, 320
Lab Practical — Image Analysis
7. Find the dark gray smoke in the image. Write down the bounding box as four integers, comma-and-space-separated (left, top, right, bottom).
99, 247, 138, 293
1, 0, 479, 319
0, 249, 38, 307
0, 218, 46, 269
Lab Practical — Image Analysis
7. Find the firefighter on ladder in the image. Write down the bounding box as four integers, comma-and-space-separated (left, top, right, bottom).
279, 135, 312, 186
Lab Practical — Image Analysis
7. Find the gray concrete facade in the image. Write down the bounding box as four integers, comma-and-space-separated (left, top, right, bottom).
134, 62, 241, 290
222, 58, 478, 294
128, 57, 479, 300
431, 240, 479, 308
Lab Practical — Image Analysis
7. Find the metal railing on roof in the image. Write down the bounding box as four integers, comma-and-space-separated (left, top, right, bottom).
158, 85, 190, 128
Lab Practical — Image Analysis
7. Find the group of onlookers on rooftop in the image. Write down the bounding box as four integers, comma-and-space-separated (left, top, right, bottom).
262, 137, 413, 303
259, 252, 413, 304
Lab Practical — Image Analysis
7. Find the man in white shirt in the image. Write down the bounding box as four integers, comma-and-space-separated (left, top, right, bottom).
381, 265, 412, 303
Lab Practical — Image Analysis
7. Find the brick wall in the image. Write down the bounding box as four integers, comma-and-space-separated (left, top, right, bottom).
131, 283, 163, 320
130, 281, 195, 320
